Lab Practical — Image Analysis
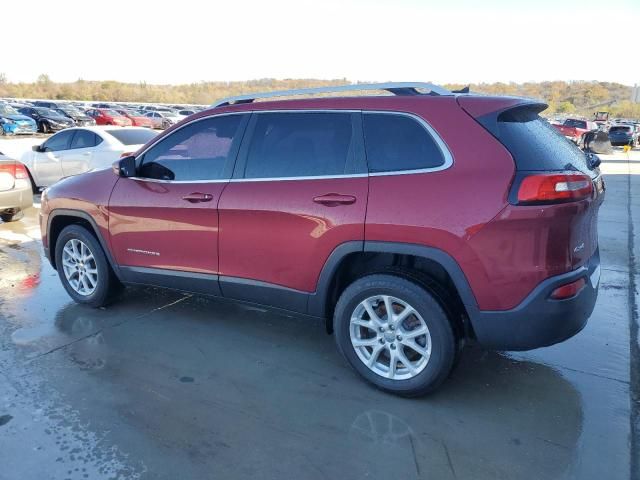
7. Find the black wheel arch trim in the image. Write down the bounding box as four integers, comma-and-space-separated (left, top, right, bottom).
309, 240, 480, 320
47, 209, 121, 279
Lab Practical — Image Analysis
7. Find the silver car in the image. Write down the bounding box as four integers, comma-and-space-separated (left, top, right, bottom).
0, 152, 33, 222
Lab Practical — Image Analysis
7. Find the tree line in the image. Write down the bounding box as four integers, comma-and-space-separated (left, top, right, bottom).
0, 74, 637, 118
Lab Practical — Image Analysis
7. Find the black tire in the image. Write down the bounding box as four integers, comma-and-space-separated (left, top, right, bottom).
333, 274, 457, 397
54, 224, 120, 307
40, 121, 49, 134
0, 209, 23, 222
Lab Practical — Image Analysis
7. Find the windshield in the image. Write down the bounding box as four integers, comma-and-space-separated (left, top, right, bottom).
60, 107, 82, 116
34, 107, 65, 118
105, 128, 158, 145
0, 104, 19, 116
105, 109, 124, 117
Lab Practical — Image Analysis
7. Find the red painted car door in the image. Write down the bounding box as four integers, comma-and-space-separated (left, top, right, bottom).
108, 114, 248, 285
218, 111, 368, 308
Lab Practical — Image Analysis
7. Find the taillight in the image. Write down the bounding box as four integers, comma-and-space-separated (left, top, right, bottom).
516, 173, 593, 204
14, 163, 28, 180
550, 278, 586, 300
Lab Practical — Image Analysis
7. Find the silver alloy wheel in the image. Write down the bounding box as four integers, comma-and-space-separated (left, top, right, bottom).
61, 238, 98, 296
350, 295, 432, 380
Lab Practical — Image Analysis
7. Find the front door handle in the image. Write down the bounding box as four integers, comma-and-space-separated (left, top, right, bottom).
312, 193, 357, 206
182, 192, 213, 203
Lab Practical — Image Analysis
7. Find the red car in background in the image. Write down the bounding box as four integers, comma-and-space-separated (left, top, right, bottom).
85, 108, 133, 127
115, 109, 153, 128
552, 118, 598, 145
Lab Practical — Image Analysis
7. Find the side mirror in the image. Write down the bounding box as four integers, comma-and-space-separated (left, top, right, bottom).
32, 144, 43, 152
113, 155, 136, 177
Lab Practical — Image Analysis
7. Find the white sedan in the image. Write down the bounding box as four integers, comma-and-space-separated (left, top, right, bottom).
21, 126, 158, 188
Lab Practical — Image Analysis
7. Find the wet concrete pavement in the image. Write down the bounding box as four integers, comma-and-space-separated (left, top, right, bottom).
0, 150, 639, 480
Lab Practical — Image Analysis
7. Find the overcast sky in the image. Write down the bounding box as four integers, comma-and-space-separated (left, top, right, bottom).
4, 0, 639, 86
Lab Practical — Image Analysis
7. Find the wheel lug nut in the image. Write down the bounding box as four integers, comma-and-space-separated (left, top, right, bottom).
379, 327, 384, 332
389, 325, 395, 330
379, 338, 385, 344
397, 335, 402, 341
390, 344, 396, 350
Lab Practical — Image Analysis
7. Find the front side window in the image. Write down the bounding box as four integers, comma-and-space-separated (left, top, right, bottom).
43, 130, 74, 152
243, 112, 354, 179
363, 113, 446, 173
138, 115, 245, 181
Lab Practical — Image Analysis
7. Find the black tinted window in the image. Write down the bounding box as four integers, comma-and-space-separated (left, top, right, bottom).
363, 113, 445, 173
139, 115, 244, 181
71, 130, 100, 149
105, 128, 157, 146
495, 107, 590, 173
43, 131, 74, 152
244, 112, 353, 179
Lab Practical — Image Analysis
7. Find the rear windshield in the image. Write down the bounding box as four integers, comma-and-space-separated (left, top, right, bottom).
563, 119, 587, 129
487, 106, 592, 173
610, 126, 632, 133
105, 128, 158, 145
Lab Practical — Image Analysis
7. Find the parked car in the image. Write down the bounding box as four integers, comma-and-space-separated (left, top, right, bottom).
53, 105, 97, 127
144, 111, 179, 129
22, 126, 157, 188
552, 118, 598, 145
18, 106, 75, 133
33, 100, 65, 110
178, 109, 197, 117
85, 108, 133, 127
0, 103, 38, 136
608, 124, 638, 147
39, 83, 604, 396
114, 109, 153, 128
0, 151, 33, 222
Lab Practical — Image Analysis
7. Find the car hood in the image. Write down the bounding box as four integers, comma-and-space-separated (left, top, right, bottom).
1, 114, 35, 122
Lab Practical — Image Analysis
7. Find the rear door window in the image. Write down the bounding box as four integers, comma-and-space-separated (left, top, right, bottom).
362, 113, 446, 173
242, 112, 355, 179
70, 130, 100, 149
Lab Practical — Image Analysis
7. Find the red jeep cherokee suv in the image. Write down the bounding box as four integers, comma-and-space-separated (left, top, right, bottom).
39, 83, 605, 396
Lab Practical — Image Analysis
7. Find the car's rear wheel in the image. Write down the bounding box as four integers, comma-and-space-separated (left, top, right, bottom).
55, 225, 120, 307
40, 122, 49, 134
0, 209, 23, 222
334, 274, 457, 397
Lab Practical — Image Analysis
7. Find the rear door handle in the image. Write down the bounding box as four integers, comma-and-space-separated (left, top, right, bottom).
312, 193, 357, 206
182, 192, 213, 203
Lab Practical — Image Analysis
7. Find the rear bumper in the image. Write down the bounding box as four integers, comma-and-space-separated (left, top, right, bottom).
0, 184, 33, 211
470, 249, 600, 351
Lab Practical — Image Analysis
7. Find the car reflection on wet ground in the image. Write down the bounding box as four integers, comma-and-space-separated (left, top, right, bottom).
0, 150, 638, 480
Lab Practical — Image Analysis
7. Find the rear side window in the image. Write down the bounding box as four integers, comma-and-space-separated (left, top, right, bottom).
491, 107, 590, 173
363, 113, 446, 173
139, 115, 245, 181
243, 112, 354, 179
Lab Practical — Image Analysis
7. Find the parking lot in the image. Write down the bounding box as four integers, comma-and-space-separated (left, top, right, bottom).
0, 147, 638, 479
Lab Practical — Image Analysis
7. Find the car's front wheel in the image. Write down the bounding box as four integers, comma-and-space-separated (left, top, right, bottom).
55, 225, 120, 307
334, 274, 457, 397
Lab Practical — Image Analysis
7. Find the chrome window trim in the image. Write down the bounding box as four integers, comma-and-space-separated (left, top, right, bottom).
130, 109, 453, 184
